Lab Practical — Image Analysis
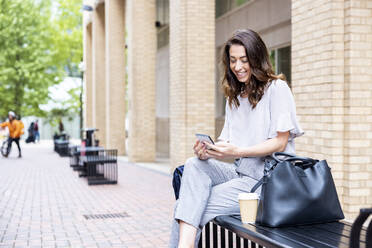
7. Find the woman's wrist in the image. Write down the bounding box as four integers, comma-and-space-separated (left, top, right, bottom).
234, 147, 244, 158
235, 146, 250, 158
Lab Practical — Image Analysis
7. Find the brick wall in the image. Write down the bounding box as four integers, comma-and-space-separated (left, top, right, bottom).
92, 4, 106, 147
105, 0, 126, 155
343, 0, 372, 215
127, 0, 156, 161
292, 0, 372, 219
169, 0, 216, 169
83, 23, 93, 128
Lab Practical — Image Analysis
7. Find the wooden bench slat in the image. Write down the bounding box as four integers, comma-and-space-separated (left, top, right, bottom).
297, 225, 353, 247
210, 215, 369, 248
317, 222, 367, 241
298, 222, 367, 245
284, 226, 349, 248
251, 222, 338, 248
202, 208, 371, 248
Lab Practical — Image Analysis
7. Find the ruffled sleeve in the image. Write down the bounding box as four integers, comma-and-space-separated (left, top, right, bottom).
218, 102, 230, 142
268, 80, 304, 141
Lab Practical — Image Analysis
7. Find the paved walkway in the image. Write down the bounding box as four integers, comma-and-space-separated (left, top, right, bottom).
0, 141, 175, 248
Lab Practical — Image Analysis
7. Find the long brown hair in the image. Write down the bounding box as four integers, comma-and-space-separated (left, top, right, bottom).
221, 29, 285, 109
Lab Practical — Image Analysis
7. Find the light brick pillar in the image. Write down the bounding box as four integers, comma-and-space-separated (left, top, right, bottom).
127, 0, 156, 161
105, 0, 126, 154
169, 0, 215, 169
343, 0, 372, 217
83, 23, 93, 128
92, 3, 106, 147
292, 0, 372, 219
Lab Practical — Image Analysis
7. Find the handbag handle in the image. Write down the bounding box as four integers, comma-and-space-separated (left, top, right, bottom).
251, 153, 318, 193
272, 152, 318, 168
272, 152, 296, 162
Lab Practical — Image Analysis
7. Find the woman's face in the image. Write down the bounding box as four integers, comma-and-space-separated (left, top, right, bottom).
229, 44, 251, 83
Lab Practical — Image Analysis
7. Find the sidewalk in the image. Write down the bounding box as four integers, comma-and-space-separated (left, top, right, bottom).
0, 141, 175, 248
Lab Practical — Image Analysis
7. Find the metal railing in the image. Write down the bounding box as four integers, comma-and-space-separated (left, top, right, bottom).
198, 221, 263, 248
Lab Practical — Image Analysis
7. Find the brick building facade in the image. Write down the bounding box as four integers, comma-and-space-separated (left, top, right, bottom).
83, 0, 372, 219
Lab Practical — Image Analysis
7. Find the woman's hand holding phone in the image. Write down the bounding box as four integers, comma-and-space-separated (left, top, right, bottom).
204, 141, 241, 159
194, 134, 240, 160
193, 140, 208, 160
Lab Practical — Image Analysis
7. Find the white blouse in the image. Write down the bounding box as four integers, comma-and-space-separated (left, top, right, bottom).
218, 79, 304, 179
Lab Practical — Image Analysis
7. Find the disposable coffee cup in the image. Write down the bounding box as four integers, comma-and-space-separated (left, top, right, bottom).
238, 193, 259, 224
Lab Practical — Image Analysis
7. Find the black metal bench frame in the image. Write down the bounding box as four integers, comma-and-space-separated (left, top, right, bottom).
54, 139, 70, 157
69, 145, 79, 168
82, 149, 118, 185
198, 208, 372, 248
70, 147, 104, 174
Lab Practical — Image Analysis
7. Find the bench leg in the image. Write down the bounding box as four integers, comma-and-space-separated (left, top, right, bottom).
203, 221, 263, 248
228, 230, 233, 247
236, 234, 241, 248
205, 222, 210, 248
350, 208, 372, 248
213, 223, 218, 247
220, 226, 226, 248
243, 239, 248, 248
367, 216, 372, 248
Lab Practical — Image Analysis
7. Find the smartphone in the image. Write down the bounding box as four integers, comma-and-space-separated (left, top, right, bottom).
195, 133, 215, 148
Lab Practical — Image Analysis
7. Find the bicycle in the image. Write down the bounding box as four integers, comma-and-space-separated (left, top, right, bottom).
0, 131, 9, 157
1, 138, 8, 157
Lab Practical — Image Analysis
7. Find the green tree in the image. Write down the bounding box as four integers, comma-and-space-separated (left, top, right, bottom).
51, 0, 83, 77
0, 0, 61, 118
48, 0, 83, 130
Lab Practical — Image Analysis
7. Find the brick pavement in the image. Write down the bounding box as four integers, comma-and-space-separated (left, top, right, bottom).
0, 141, 175, 248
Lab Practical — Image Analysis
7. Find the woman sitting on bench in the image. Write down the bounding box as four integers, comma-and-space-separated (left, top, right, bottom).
169, 29, 304, 248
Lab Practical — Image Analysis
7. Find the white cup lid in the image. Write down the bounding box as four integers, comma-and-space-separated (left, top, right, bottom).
238, 193, 259, 200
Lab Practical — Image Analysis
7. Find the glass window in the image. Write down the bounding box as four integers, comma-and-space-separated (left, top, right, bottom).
216, 0, 230, 18
157, 26, 169, 49
156, 0, 169, 26
156, 0, 169, 48
270, 50, 276, 73
216, 0, 251, 18
232, 0, 249, 8
270, 46, 291, 87
277, 46, 291, 85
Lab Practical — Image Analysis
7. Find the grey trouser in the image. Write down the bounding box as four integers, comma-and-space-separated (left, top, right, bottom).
169, 157, 261, 247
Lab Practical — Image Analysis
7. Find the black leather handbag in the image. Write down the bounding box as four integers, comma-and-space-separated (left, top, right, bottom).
251, 152, 344, 227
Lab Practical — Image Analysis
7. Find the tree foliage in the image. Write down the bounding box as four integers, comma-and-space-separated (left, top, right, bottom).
0, 0, 83, 121
0, 0, 61, 118
47, 0, 83, 125
52, 0, 83, 78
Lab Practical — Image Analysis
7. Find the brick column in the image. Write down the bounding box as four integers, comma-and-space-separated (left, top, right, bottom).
169, 0, 215, 169
105, 0, 126, 154
83, 22, 93, 128
292, 0, 372, 219
92, 3, 106, 147
343, 0, 372, 217
127, 0, 156, 161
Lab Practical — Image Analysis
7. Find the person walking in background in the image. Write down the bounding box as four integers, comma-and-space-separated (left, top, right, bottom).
0, 111, 24, 158
58, 119, 64, 134
34, 120, 40, 142
26, 122, 35, 144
